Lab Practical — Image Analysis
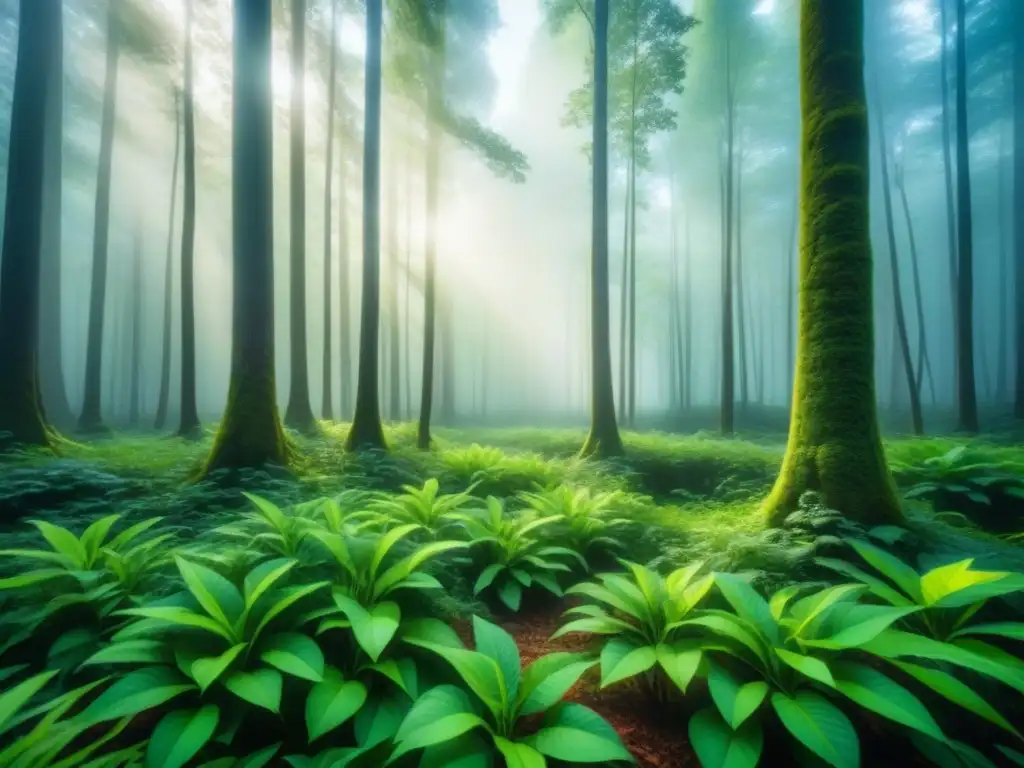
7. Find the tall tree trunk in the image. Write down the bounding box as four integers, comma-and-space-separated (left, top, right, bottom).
953, 0, 979, 432
404, 150, 413, 420
345, 0, 387, 450
387, 157, 401, 422
735, 148, 748, 410
38, 6, 72, 430
683, 209, 692, 410
78, 0, 121, 433
940, 0, 960, 408
873, 75, 923, 435
155, 88, 182, 430
998, 109, 1009, 403
893, 161, 937, 406
129, 225, 142, 426
285, 0, 315, 431
417, 9, 444, 450
720, 36, 736, 435
202, 0, 289, 473
670, 172, 684, 412
763, 0, 903, 526
178, 0, 200, 437
338, 150, 352, 419
1015, 0, 1024, 417
627, 151, 637, 427
580, 0, 623, 458
786, 187, 797, 401
617, 160, 630, 422
0, 0, 59, 452
321, 0, 338, 421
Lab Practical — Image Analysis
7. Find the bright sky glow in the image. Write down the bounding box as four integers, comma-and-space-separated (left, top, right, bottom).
489, 0, 543, 122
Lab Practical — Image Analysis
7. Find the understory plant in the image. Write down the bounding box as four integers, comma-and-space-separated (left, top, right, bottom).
518, 486, 632, 564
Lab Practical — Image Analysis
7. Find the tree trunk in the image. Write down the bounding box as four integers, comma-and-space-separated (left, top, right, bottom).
387, 156, 401, 422
345, 0, 387, 450
1015, 0, 1024, 417
940, 0, 960, 408
321, 0, 338, 421
178, 0, 200, 438
720, 36, 736, 436
155, 88, 181, 430
873, 77, 923, 435
0, 0, 59, 453
404, 144, 413, 420
670, 172, 683, 412
285, 0, 315, 431
580, 0, 623, 458
78, 0, 121, 433
338, 148, 352, 419
763, 0, 904, 527
129, 225, 142, 427
627, 150, 637, 427
786, 187, 797, 401
683, 209, 692, 410
736, 148, 748, 410
617, 160, 630, 423
997, 109, 1009, 403
38, 6, 72, 431
953, 0, 979, 432
202, 0, 289, 474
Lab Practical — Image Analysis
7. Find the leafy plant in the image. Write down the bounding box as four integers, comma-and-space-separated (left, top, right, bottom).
393, 615, 633, 765
553, 559, 713, 699
519, 486, 632, 561
367, 479, 478, 536
454, 497, 586, 611
212, 493, 319, 559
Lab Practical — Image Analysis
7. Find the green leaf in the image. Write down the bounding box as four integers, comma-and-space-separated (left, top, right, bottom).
191, 644, 247, 692
801, 604, 919, 650
225, 669, 283, 713
243, 558, 296, 609
391, 712, 487, 762
0, 568, 74, 590
81, 640, 171, 668
250, 582, 330, 645
420, 732, 495, 768
146, 705, 220, 768
494, 737, 545, 768
473, 564, 505, 595
306, 667, 368, 742
599, 638, 658, 688
369, 524, 420, 578
375, 540, 467, 598
775, 648, 835, 688
788, 584, 867, 637
518, 652, 596, 716
708, 662, 768, 729
333, 594, 400, 662
714, 572, 780, 645
893, 660, 1022, 740
679, 614, 767, 665
812, 557, 914, 607
831, 661, 945, 742
530, 703, 633, 763
688, 706, 764, 768
473, 616, 520, 704
259, 633, 325, 682
949, 622, 1024, 643
237, 743, 281, 768
404, 641, 505, 717
364, 659, 418, 697
769, 585, 805, 621
846, 539, 922, 602
0, 669, 57, 734
532, 573, 564, 597
771, 690, 859, 768
355, 690, 410, 749
401, 617, 466, 649
80, 515, 120, 564
76, 667, 193, 726
551, 616, 635, 639
30, 520, 87, 566
117, 606, 236, 643
996, 746, 1024, 767
498, 578, 523, 611
175, 556, 244, 630
920, 559, 1010, 608
657, 642, 703, 693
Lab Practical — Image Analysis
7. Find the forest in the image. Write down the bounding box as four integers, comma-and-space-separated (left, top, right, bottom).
1, 0, 1024, 765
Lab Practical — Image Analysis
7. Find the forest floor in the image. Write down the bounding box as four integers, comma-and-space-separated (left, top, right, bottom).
2, 423, 1024, 765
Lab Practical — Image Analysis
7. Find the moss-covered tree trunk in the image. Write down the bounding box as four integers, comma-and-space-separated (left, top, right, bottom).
345, 0, 387, 451
580, 0, 623, 459
155, 88, 181, 431
178, 0, 201, 439
285, 0, 316, 432
1015, 0, 1024, 418
321, 0, 338, 422
78, 0, 121, 434
762, 0, 903, 527
202, 0, 289, 474
0, 0, 60, 453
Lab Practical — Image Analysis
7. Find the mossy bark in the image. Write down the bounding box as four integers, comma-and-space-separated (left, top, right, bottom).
580, 0, 623, 460
202, 0, 289, 475
0, 0, 60, 454
763, 0, 903, 527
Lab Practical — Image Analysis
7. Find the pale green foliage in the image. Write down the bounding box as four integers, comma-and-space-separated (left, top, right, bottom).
367, 478, 477, 535
518, 485, 633, 558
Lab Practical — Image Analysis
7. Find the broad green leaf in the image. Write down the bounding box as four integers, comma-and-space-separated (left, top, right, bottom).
847, 539, 922, 603
30, 520, 87, 566
191, 644, 247, 692
565, 581, 636, 618
80, 515, 120, 563
225, 669, 283, 713
375, 540, 467, 598
788, 585, 867, 637
499, 579, 523, 611
364, 659, 418, 697
236, 743, 281, 768
769, 585, 805, 622
0, 568, 73, 590
242, 558, 296, 609
107, 516, 163, 551
117, 606, 236, 643
404, 641, 505, 716
175, 557, 244, 630
259, 633, 325, 682
532, 573, 564, 597
401, 617, 466, 649
473, 616, 520, 704
771, 690, 859, 768
680, 614, 767, 665
420, 732, 496, 768
511, 568, 533, 587
0, 670, 57, 734
530, 703, 632, 763
657, 642, 702, 693
800, 605, 919, 650
831, 661, 944, 742
893, 660, 1022, 739
949, 622, 1024, 643
76, 667, 194, 726
390, 713, 487, 761
714, 572, 780, 645
920, 560, 1008, 607
550, 616, 635, 639
355, 690, 411, 749
708, 662, 768, 729
473, 564, 505, 595
494, 737, 545, 768
997, 746, 1024, 766
599, 638, 658, 688
813, 557, 914, 607
688, 706, 763, 768
81, 640, 171, 668
518, 653, 596, 716
333, 594, 400, 662
146, 704, 219, 768
369, 524, 419, 578
306, 667, 368, 742
394, 685, 474, 744
250, 582, 330, 645
775, 649, 835, 688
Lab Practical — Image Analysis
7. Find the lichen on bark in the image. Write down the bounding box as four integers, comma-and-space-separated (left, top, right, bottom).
762, 0, 903, 527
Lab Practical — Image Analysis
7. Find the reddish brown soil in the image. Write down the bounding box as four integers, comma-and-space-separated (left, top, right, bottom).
455, 604, 698, 768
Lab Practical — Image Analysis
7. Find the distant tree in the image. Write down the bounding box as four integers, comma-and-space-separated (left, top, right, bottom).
1014, 0, 1024, 418
763, 0, 903, 526
939, 0, 959, 403
155, 88, 182, 431
128, 225, 143, 427
0, 0, 60, 452
321, 0, 338, 422
202, 0, 289, 473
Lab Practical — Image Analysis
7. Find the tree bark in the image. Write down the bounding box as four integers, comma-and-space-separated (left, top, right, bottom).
128, 225, 142, 426
155, 88, 181, 431
345, 0, 387, 450
321, 0, 338, 421
617, 159, 630, 423
736, 147, 748, 410
201, 0, 289, 474
1015, 0, 1024, 417
78, 0, 121, 433
387, 156, 401, 422
338, 147, 352, 419
763, 0, 904, 527
0, 0, 59, 453
580, 0, 623, 458
940, 0, 960, 408
720, 33, 736, 435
